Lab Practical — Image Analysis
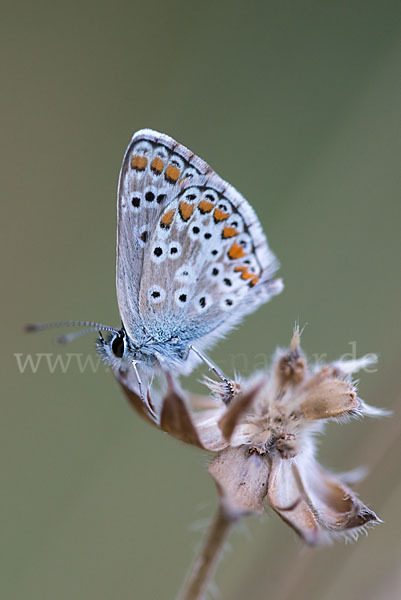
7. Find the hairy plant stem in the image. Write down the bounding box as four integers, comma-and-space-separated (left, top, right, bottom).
179, 502, 238, 600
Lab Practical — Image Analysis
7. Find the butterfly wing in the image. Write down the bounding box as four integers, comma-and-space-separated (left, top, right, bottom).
134, 140, 282, 366
117, 129, 282, 363
116, 129, 212, 338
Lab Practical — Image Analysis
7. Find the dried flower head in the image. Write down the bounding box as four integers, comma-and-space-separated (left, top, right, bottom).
116, 329, 387, 545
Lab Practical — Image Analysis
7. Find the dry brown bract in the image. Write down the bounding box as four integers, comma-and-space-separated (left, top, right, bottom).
116, 330, 386, 545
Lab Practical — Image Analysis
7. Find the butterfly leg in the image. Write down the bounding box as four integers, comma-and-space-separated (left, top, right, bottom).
131, 360, 144, 401
188, 345, 235, 404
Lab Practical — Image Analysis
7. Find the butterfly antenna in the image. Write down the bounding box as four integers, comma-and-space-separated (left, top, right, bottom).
25, 321, 119, 344
55, 328, 113, 344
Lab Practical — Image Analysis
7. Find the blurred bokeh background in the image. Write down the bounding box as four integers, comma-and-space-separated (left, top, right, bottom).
2, 1, 401, 599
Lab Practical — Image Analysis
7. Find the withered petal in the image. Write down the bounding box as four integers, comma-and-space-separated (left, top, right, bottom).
218, 379, 265, 441
209, 447, 270, 517
268, 456, 320, 545
160, 376, 204, 448
192, 413, 227, 452
276, 352, 306, 386
300, 377, 359, 420
298, 459, 379, 532
187, 394, 222, 411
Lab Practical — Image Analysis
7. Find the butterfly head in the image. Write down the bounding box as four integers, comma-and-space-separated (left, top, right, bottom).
96, 325, 159, 372
97, 325, 132, 368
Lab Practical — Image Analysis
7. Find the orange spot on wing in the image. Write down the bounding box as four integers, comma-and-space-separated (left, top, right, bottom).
213, 208, 230, 222
150, 157, 164, 174
165, 164, 180, 183
160, 209, 175, 228
222, 226, 238, 239
234, 266, 253, 280
228, 243, 246, 260
234, 265, 260, 286
179, 201, 194, 221
131, 155, 148, 171
198, 199, 214, 214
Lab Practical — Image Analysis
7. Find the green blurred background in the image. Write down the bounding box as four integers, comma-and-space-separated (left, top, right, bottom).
2, 1, 401, 598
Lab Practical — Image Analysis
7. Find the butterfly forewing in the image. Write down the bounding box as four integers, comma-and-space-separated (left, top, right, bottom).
117, 129, 209, 337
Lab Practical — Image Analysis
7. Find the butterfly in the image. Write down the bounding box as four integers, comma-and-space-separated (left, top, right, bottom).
27, 129, 283, 399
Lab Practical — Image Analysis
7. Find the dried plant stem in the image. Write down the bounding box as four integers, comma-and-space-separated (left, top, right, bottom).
179, 502, 237, 600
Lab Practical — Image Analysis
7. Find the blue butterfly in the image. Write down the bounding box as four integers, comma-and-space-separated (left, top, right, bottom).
27, 130, 283, 399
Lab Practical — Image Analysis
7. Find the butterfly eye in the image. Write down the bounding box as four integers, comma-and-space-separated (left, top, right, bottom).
111, 334, 124, 358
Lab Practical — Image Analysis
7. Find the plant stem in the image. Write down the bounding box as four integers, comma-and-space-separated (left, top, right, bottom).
179, 503, 237, 600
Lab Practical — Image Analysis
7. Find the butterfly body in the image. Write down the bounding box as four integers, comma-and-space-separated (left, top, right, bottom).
97, 129, 283, 379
